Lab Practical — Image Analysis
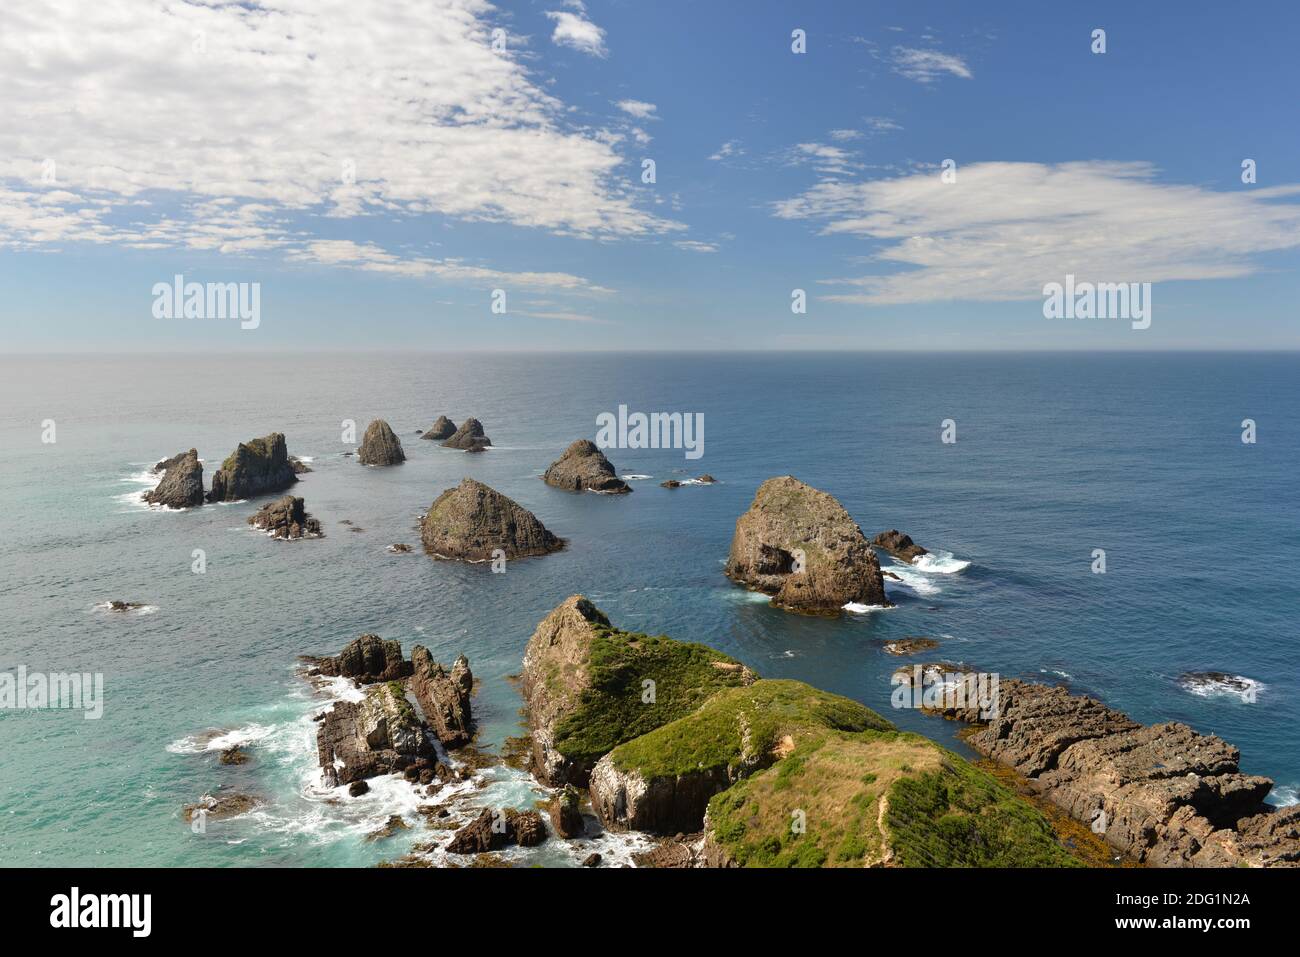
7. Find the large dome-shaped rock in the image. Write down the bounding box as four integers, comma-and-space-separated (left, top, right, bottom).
144, 448, 204, 509
441, 417, 491, 452
247, 495, 322, 539
207, 432, 297, 502
724, 476, 889, 613
420, 416, 456, 440
419, 478, 563, 561
872, 529, 928, 563
520, 596, 756, 788
357, 419, 405, 466
543, 440, 631, 494
410, 647, 473, 748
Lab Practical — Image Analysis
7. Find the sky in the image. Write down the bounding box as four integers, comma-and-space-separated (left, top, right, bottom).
2, 0, 1299, 352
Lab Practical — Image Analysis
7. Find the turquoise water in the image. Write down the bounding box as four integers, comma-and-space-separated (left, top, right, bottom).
1, 352, 1297, 866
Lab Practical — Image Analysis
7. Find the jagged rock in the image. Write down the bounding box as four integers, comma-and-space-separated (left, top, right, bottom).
207, 432, 297, 502
316, 682, 434, 787
247, 495, 322, 539
153, 451, 187, 473
582, 852, 602, 867
883, 637, 940, 656
182, 791, 263, 823
348, 780, 370, 797
511, 810, 547, 847
419, 478, 563, 561
445, 807, 545, 853
724, 476, 889, 613
441, 417, 491, 452
543, 440, 631, 494
357, 419, 405, 466
366, 815, 410, 841
145, 448, 204, 508
316, 635, 412, 683
696, 474, 717, 484
421, 416, 456, 440
660, 480, 681, 489
945, 678, 1300, 867
872, 529, 928, 563
549, 785, 585, 838
219, 746, 249, 766
410, 647, 473, 748
520, 596, 755, 788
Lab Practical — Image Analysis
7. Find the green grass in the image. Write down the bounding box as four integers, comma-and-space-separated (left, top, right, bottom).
550, 624, 753, 767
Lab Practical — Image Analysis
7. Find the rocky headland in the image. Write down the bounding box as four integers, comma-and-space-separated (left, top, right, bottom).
542, 439, 631, 494
419, 478, 563, 560
145, 449, 205, 509
357, 419, 405, 466
724, 476, 889, 613
442, 417, 491, 452
207, 432, 298, 502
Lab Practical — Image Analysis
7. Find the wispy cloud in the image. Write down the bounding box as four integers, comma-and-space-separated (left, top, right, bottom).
616, 99, 658, 120
774, 161, 1300, 304
545, 8, 608, 57
892, 47, 972, 83
708, 140, 745, 162
674, 240, 718, 253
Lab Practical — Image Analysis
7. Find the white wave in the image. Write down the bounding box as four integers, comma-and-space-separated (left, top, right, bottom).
883, 564, 941, 596
843, 602, 892, 614
912, 551, 970, 574
619, 474, 652, 481
1268, 784, 1299, 807
1179, 673, 1264, 703
166, 723, 276, 755
1040, 668, 1072, 680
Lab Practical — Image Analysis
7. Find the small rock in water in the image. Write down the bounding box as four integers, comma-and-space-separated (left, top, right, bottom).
219, 746, 249, 765
107, 600, 145, 612
366, 815, 410, 841
348, 780, 370, 797
582, 852, 602, 868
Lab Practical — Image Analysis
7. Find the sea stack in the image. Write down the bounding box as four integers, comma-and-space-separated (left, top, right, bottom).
872, 529, 928, 563
420, 416, 456, 440
542, 440, 631, 494
144, 448, 204, 509
441, 417, 491, 452
207, 432, 297, 502
419, 478, 563, 560
247, 495, 322, 539
357, 419, 405, 466
724, 476, 889, 613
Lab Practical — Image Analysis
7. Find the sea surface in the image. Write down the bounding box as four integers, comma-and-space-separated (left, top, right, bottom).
1, 352, 1296, 866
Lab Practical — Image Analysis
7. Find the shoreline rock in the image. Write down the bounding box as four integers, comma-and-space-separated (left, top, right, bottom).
724, 476, 889, 614
441, 417, 491, 452
871, 529, 928, 563
247, 495, 322, 539
419, 478, 563, 561
410, 647, 473, 748
207, 432, 297, 502
542, 439, 631, 494
145, 448, 204, 509
357, 419, 405, 466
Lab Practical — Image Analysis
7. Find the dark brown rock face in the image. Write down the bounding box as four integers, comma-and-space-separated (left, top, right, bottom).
441, 417, 491, 452
421, 416, 456, 440
542, 439, 631, 494
589, 758, 734, 836
548, 785, 585, 839
145, 449, 204, 508
419, 478, 563, 561
357, 419, 405, 466
724, 476, 889, 613
872, 529, 928, 563
207, 432, 297, 502
315, 683, 434, 787
946, 678, 1300, 867
317, 634, 413, 683
445, 807, 547, 854
182, 790, 263, 823
410, 647, 473, 748
247, 495, 322, 539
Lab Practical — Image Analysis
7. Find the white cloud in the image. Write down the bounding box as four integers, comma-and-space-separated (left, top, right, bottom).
673, 240, 718, 253
545, 9, 608, 57
829, 129, 864, 142
786, 143, 858, 176
864, 116, 903, 133
892, 47, 972, 83
0, 1, 676, 274
616, 99, 658, 120
708, 140, 744, 161
773, 161, 1300, 305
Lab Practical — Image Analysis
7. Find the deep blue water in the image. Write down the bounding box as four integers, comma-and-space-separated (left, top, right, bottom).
1, 352, 1296, 866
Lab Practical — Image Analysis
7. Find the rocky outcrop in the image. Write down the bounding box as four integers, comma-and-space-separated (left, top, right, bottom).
182, 790, 263, 823
145, 448, 204, 509
421, 416, 456, 440
410, 647, 473, 748
872, 529, 928, 563
315, 635, 413, 683
588, 680, 893, 835
357, 419, 405, 466
520, 596, 755, 788
883, 637, 939, 656
419, 478, 563, 561
724, 476, 889, 613
247, 495, 322, 539
316, 682, 435, 787
441, 417, 491, 452
207, 432, 297, 502
938, 677, 1300, 867
445, 807, 547, 854
290, 456, 312, 474
548, 785, 585, 838
107, 600, 145, 612
542, 440, 631, 494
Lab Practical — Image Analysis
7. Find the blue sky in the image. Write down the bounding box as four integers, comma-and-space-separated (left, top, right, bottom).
2, 0, 1299, 351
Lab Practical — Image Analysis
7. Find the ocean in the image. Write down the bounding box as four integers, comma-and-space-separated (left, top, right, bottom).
1, 351, 1296, 866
